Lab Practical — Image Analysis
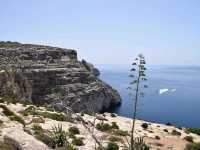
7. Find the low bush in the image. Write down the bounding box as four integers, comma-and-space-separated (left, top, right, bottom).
108, 136, 121, 142
141, 123, 148, 129
22, 106, 73, 122
33, 124, 73, 149
154, 143, 164, 147
50, 125, 68, 148
80, 112, 84, 116
0, 141, 13, 150
163, 129, 168, 132
0, 104, 25, 126
37, 111, 71, 122
0, 104, 15, 116
106, 142, 119, 150
72, 137, 84, 146
171, 130, 181, 136
65, 144, 78, 150
96, 123, 112, 132
128, 137, 150, 150
111, 122, 119, 129
185, 143, 200, 150
155, 136, 161, 140
32, 124, 54, 147
110, 113, 117, 117
32, 124, 43, 132
0, 98, 4, 103
114, 129, 129, 136
184, 136, 194, 143
46, 106, 55, 112
35, 132, 53, 147
69, 126, 80, 135
0, 96, 32, 105
186, 128, 200, 135
10, 115, 25, 126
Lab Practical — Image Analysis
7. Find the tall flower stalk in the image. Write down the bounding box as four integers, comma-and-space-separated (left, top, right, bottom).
127, 54, 147, 149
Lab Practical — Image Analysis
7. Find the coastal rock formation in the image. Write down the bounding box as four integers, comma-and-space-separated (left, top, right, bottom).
0, 41, 121, 112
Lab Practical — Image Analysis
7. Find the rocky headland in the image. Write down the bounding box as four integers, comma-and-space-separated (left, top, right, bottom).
0, 41, 121, 113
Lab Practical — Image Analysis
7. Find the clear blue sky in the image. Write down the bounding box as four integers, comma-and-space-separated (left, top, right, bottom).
1, 0, 200, 65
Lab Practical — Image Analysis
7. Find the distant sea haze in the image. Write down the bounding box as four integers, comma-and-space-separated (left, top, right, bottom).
97, 65, 200, 128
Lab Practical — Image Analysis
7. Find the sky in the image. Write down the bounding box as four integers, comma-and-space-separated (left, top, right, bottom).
0, 0, 200, 65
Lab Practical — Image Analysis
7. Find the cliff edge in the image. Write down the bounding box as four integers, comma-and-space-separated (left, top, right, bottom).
0, 41, 121, 112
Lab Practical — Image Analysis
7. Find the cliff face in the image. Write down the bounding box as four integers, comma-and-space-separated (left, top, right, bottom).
0, 41, 121, 112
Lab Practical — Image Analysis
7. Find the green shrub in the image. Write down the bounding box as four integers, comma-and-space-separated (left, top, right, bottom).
0, 98, 4, 103
69, 126, 80, 135
106, 142, 119, 150
110, 113, 117, 117
171, 130, 181, 136
65, 144, 77, 150
0, 104, 25, 126
33, 124, 71, 148
10, 115, 25, 126
97, 146, 104, 150
184, 136, 194, 143
35, 132, 53, 147
24, 127, 32, 135
46, 106, 55, 112
80, 112, 84, 116
50, 125, 68, 147
163, 129, 168, 132
96, 123, 112, 132
129, 137, 150, 150
0, 96, 18, 104
32, 124, 43, 133
187, 128, 200, 135
108, 136, 121, 142
32, 124, 55, 147
72, 137, 84, 146
111, 122, 119, 129
185, 143, 200, 150
141, 123, 148, 129
0, 141, 13, 150
0, 96, 32, 105
37, 111, 70, 122
114, 129, 129, 136
155, 136, 161, 140
22, 106, 36, 116
22, 106, 73, 122
0, 105, 15, 116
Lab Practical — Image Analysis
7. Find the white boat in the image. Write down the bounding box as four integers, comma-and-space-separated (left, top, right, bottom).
159, 89, 169, 95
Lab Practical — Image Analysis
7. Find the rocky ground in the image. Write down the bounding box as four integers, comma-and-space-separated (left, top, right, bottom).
0, 100, 200, 150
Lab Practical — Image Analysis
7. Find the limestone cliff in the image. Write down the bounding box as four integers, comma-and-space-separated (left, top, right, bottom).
0, 41, 121, 112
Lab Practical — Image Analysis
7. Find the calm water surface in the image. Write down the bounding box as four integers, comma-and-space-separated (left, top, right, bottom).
97, 65, 200, 128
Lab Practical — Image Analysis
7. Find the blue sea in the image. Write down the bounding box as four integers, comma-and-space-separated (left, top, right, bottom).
97, 65, 200, 128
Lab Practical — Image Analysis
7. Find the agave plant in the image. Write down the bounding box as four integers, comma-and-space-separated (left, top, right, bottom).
50, 124, 68, 147
127, 54, 148, 149
132, 137, 149, 150
123, 137, 150, 150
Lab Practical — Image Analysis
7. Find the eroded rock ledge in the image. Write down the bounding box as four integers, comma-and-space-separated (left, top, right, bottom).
0, 41, 121, 112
